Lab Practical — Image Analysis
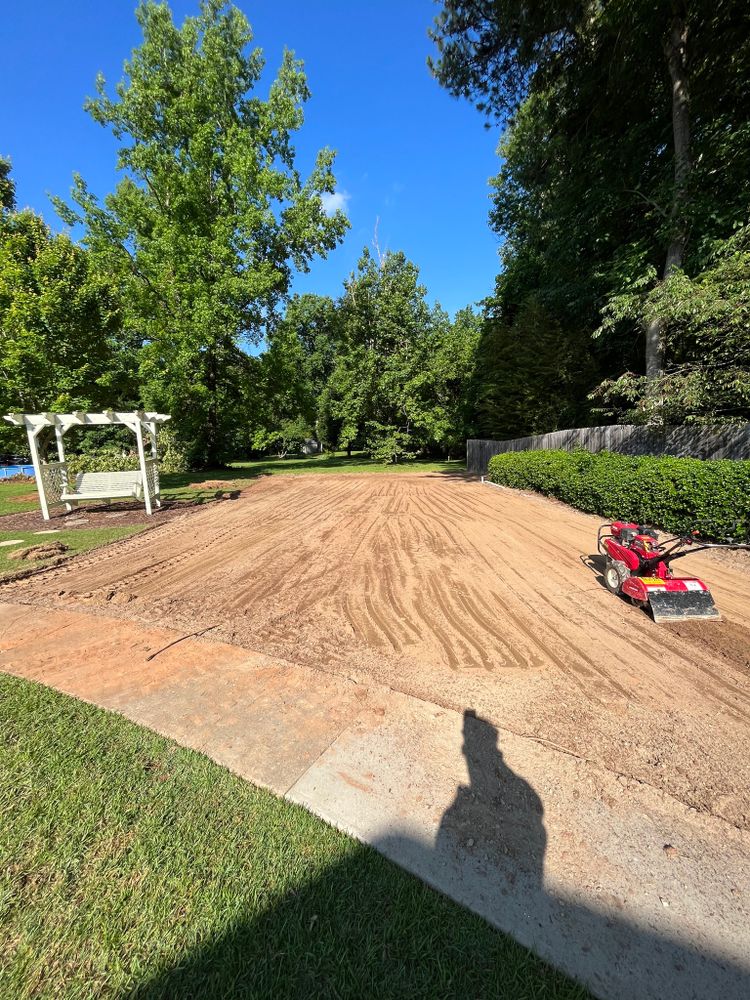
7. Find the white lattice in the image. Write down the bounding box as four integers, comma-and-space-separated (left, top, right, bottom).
144, 458, 159, 497
40, 461, 69, 504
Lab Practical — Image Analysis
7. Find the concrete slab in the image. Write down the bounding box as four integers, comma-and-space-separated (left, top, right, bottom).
0, 602, 366, 794
0, 539, 24, 547
288, 691, 750, 1000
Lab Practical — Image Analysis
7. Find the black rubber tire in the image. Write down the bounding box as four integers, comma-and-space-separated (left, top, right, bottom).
604, 558, 629, 595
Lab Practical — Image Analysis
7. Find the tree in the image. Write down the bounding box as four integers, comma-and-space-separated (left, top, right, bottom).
431, 0, 750, 407
0, 206, 130, 456
317, 248, 480, 461
57, 0, 348, 467
0, 157, 15, 213
591, 224, 750, 424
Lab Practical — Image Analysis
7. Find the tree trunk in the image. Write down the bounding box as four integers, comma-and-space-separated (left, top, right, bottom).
205, 343, 220, 467
646, 8, 691, 382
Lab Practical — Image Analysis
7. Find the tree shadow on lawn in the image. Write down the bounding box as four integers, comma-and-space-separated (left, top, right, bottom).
123, 711, 747, 1000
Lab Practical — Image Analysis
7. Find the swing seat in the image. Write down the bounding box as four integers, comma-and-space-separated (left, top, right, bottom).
61, 470, 143, 502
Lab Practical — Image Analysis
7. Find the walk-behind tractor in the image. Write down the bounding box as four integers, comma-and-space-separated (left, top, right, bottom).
597, 522, 748, 623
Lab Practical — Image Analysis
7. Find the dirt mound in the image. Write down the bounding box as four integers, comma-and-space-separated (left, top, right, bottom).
7, 541, 69, 562
188, 480, 242, 490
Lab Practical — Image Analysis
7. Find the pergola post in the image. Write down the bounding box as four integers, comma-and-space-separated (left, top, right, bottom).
53, 421, 75, 512
134, 419, 153, 516
148, 420, 162, 508
26, 424, 50, 521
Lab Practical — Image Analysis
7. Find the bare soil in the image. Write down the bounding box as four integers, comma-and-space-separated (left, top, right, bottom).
3, 472, 750, 828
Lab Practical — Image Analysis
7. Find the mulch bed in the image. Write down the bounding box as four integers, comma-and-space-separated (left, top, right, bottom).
0, 499, 208, 532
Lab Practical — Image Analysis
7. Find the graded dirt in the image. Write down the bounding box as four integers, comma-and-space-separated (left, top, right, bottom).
3, 472, 750, 829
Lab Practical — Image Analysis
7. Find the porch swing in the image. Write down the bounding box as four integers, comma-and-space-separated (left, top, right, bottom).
3, 410, 171, 521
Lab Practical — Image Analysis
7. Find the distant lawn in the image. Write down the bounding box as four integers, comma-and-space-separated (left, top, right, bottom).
0, 526, 143, 579
0, 675, 586, 1000
160, 452, 466, 502
0, 454, 466, 516
0, 481, 37, 516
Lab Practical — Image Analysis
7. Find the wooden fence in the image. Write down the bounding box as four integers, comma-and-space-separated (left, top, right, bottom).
467, 423, 750, 475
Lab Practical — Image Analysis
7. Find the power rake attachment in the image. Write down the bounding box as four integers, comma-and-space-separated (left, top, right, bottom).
597, 521, 749, 623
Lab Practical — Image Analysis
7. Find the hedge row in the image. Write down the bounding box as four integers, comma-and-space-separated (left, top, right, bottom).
486, 449, 750, 542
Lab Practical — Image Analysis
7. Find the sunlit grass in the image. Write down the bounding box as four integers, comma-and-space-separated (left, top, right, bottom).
0, 526, 143, 579
0, 676, 587, 1000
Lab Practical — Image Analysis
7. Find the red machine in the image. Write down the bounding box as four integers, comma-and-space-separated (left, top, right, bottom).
598, 521, 747, 623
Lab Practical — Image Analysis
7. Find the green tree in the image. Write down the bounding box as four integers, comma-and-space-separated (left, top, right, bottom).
0, 202, 130, 456
319, 249, 479, 461
57, 0, 348, 467
431, 0, 750, 422
0, 157, 15, 213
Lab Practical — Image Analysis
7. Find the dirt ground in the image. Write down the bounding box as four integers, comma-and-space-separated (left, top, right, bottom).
3, 471, 750, 829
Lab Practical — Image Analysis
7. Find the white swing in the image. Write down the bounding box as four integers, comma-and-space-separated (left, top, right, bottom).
3, 410, 171, 521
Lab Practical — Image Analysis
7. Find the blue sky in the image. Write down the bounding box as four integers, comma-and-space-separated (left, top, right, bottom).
1, 1, 503, 317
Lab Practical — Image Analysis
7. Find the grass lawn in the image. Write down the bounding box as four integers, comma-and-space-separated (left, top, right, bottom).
160, 452, 466, 502
0, 526, 143, 579
0, 481, 38, 516
0, 675, 587, 1000
0, 454, 466, 515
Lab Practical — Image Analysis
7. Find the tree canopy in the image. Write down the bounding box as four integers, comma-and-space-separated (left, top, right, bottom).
431, 0, 750, 426
55, 0, 348, 467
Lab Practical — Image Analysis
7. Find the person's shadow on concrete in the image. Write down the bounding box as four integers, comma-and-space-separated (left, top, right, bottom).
436, 708, 546, 892
123, 709, 749, 1000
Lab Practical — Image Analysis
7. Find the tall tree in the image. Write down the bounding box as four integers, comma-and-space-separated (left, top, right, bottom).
57, 0, 348, 467
431, 0, 750, 402
0, 207, 129, 455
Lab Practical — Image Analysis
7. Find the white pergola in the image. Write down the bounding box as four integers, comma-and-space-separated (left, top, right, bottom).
3, 410, 171, 520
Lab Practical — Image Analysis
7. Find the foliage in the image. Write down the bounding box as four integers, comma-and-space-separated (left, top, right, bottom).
55, 0, 348, 468
431, 0, 750, 430
156, 426, 190, 473
487, 449, 750, 542
317, 247, 478, 460
252, 413, 313, 457
0, 204, 132, 456
65, 449, 142, 476
0, 156, 15, 212
591, 223, 750, 424
472, 298, 597, 440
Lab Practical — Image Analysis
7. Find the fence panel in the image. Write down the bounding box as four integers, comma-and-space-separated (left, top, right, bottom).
467, 423, 750, 475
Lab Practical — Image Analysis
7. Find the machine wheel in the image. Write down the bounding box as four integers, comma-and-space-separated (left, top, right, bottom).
604, 558, 630, 595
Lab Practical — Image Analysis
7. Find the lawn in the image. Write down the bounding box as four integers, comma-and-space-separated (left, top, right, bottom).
0, 481, 38, 516
0, 675, 587, 1000
0, 526, 143, 579
160, 452, 465, 502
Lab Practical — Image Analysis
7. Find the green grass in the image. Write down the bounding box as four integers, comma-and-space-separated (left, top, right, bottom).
160, 452, 465, 502
0, 526, 143, 579
0, 481, 37, 516
0, 675, 587, 1000
0, 454, 466, 514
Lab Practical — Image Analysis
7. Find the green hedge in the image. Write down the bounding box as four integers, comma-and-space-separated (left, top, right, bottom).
486, 449, 750, 542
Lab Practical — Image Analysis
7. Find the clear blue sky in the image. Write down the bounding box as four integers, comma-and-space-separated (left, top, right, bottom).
0, 0, 503, 317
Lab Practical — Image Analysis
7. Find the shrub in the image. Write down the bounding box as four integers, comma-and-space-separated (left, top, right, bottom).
66, 449, 140, 476
157, 428, 190, 473
65, 430, 190, 476
486, 449, 750, 541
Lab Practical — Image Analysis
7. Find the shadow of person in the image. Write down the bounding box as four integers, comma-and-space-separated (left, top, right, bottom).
119, 708, 749, 1000
436, 709, 545, 893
